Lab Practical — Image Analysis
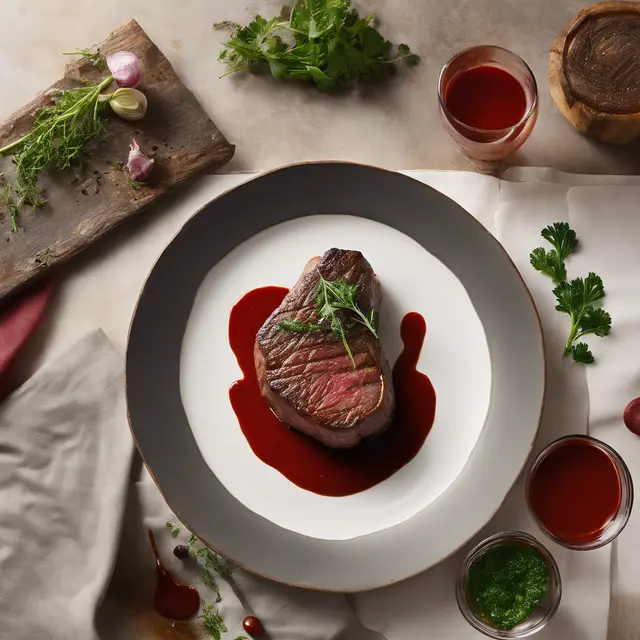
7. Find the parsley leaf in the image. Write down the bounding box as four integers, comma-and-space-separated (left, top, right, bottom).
530, 222, 578, 283
578, 307, 612, 338
540, 222, 578, 262
289, 0, 346, 38
217, 0, 419, 91
552, 274, 609, 359
397, 43, 420, 66
570, 342, 595, 365
569, 272, 605, 308
530, 247, 566, 284
552, 280, 576, 315
531, 224, 611, 364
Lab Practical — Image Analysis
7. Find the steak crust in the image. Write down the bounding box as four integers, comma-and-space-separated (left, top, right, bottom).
254, 248, 395, 448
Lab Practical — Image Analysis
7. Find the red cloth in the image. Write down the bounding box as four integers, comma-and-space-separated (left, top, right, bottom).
0, 280, 51, 399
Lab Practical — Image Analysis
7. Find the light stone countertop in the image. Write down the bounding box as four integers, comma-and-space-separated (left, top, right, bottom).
3, 3, 639, 639
2, 0, 640, 176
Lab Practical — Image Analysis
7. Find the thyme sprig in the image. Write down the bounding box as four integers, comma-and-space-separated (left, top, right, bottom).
62, 48, 107, 70
0, 74, 113, 228
278, 274, 378, 367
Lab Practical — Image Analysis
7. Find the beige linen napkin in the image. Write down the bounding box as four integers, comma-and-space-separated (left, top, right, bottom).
0, 324, 382, 639
0, 330, 133, 640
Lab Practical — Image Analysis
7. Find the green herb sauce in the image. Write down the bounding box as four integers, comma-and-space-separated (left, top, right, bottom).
467, 543, 549, 630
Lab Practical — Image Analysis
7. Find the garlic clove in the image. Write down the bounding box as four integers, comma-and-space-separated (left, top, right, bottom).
127, 139, 154, 182
107, 50, 142, 88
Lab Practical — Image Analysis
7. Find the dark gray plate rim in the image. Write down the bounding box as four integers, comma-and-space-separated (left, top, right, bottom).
126, 161, 545, 592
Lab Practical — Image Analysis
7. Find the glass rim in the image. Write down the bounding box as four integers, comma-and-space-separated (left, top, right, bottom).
456, 530, 562, 638
437, 45, 539, 137
525, 434, 634, 550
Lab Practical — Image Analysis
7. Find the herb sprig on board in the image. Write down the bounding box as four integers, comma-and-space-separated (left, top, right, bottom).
0, 74, 114, 225
62, 48, 107, 70
279, 274, 378, 367
216, 0, 419, 92
530, 222, 611, 364
0, 176, 20, 232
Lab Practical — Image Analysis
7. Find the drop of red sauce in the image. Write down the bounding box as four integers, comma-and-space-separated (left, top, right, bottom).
148, 530, 200, 620
445, 65, 527, 131
528, 438, 622, 543
242, 615, 265, 637
229, 286, 436, 497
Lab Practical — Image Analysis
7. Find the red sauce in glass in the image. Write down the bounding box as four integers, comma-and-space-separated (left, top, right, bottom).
228, 286, 436, 497
148, 530, 200, 620
445, 66, 527, 130
528, 438, 622, 543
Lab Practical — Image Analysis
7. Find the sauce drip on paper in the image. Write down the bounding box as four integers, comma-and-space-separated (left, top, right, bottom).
148, 529, 200, 620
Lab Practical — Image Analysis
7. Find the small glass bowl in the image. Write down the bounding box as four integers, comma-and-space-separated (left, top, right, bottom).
437, 45, 538, 162
456, 531, 562, 639
526, 435, 634, 550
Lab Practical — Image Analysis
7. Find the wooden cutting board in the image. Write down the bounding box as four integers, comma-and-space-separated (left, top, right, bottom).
0, 19, 234, 305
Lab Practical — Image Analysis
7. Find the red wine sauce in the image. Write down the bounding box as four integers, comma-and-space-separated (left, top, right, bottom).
229, 287, 436, 497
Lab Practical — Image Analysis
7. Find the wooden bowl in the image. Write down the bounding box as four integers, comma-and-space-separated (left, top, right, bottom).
549, 1, 640, 143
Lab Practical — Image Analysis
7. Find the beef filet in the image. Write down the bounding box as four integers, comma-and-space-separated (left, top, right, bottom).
254, 248, 395, 448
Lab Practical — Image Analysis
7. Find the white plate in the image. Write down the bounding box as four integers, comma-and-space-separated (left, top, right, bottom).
181, 214, 491, 540
126, 163, 544, 591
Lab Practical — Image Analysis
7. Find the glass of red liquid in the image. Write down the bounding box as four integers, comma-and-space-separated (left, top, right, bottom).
438, 45, 538, 161
526, 435, 633, 550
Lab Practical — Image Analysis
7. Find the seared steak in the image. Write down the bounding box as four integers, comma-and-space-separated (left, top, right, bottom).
254, 248, 395, 448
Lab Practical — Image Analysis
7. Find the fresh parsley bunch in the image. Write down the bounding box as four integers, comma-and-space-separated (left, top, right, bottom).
216, 0, 419, 91
530, 222, 611, 364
